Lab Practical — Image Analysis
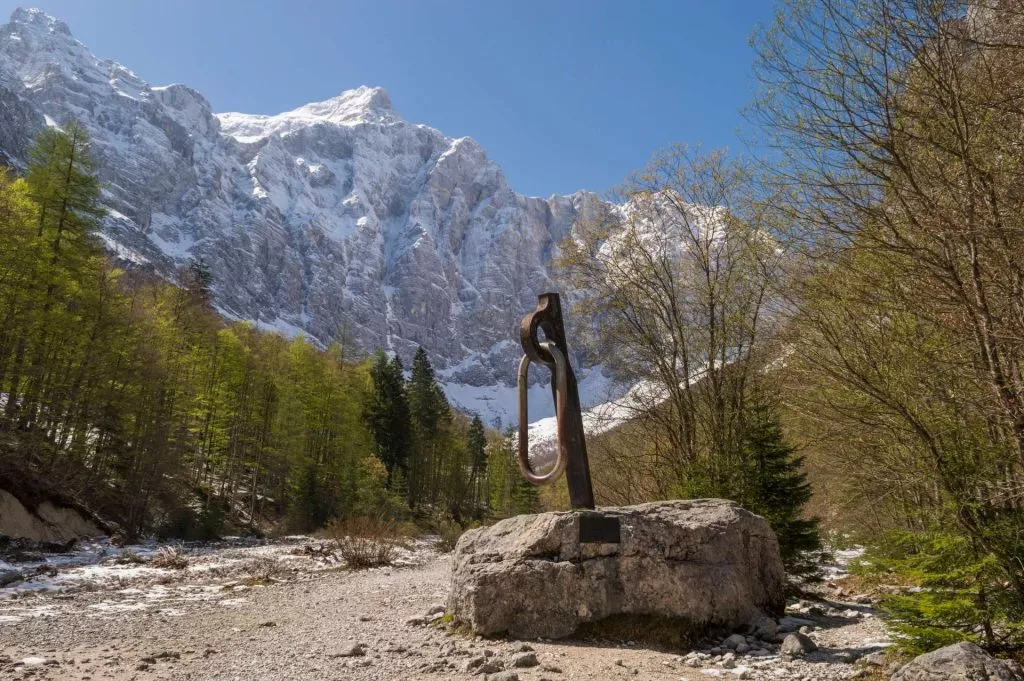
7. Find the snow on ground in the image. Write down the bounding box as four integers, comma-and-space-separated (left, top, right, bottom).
0, 535, 436, 626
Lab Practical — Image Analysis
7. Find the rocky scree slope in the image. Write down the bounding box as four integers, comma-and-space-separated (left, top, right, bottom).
0, 8, 612, 423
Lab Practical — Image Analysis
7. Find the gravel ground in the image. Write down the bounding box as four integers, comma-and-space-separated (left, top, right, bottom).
0, 540, 892, 681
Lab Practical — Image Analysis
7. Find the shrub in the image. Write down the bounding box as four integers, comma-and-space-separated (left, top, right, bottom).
149, 546, 189, 570
112, 549, 145, 565
861, 530, 1024, 655
435, 522, 464, 553
321, 516, 408, 569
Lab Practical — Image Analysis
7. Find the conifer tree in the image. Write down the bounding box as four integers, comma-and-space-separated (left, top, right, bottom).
406, 346, 451, 506
364, 351, 412, 485
741, 403, 821, 575
466, 414, 488, 518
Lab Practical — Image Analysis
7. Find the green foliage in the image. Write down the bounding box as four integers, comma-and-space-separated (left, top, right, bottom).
673, 403, 821, 576
364, 351, 412, 481
740, 404, 822, 576
0, 126, 391, 539
485, 424, 540, 519
859, 530, 1024, 655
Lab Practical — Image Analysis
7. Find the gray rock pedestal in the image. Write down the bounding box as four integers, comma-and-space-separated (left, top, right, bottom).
892, 642, 1024, 681
448, 499, 786, 639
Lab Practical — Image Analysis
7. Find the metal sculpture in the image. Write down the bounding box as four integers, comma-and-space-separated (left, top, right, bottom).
517, 292, 595, 510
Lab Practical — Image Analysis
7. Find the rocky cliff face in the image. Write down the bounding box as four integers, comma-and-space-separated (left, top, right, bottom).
0, 8, 613, 424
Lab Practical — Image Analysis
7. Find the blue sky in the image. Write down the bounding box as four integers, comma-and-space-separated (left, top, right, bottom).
2, 1, 777, 198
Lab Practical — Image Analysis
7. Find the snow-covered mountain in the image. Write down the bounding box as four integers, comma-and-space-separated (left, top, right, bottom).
0, 7, 615, 425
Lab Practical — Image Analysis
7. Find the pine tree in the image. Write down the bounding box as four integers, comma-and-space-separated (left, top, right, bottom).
741, 403, 821, 576
408, 347, 449, 438
467, 414, 488, 518
364, 351, 411, 485
406, 347, 452, 506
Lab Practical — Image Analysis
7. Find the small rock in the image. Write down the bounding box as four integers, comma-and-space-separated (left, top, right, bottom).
486, 672, 520, 681
735, 642, 750, 654
723, 634, 747, 649
0, 570, 24, 587
863, 651, 887, 666
333, 643, 366, 658
892, 642, 1023, 681
425, 604, 446, 616
748, 615, 777, 640
476, 659, 504, 674
258, 621, 276, 627
780, 633, 817, 658
541, 664, 562, 673
515, 643, 534, 653
136, 662, 151, 671
404, 616, 427, 626
464, 656, 486, 672
511, 652, 539, 668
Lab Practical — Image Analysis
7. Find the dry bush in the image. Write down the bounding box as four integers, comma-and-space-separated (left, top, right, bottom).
243, 556, 289, 583
321, 516, 408, 569
149, 546, 189, 570
112, 549, 145, 565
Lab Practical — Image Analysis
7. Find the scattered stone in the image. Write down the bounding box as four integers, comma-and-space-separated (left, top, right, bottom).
152, 651, 180, 660
780, 633, 817, 658
892, 642, 1024, 681
748, 614, 777, 640
464, 656, 486, 672
0, 569, 24, 587
486, 672, 519, 681
777, 616, 813, 633
863, 651, 887, 666
476, 659, 504, 674
448, 500, 785, 639
722, 633, 745, 649
333, 643, 366, 658
136, 662, 150, 671
511, 652, 539, 668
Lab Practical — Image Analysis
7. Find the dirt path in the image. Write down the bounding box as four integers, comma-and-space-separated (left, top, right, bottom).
0, 540, 889, 680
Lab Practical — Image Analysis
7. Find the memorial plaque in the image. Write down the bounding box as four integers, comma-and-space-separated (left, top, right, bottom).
578, 513, 621, 544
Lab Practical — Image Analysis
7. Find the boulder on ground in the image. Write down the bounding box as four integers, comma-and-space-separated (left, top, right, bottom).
448, 499, 785, 639
780, 632, 817, 658
892, 642, 1023, 681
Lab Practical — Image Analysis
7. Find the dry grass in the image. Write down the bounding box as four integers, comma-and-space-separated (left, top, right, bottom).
149, 546, 189, 570
321, 516, 409, 569
112, 549, 146, 565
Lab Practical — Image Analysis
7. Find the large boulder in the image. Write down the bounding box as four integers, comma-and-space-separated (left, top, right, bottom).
892, 642, 1023, 681
448, 499, 785, 639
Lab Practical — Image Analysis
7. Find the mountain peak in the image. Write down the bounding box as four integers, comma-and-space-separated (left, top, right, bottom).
217, 86, 399, 142
8, 8, 72, 36
289, 85, 393, 122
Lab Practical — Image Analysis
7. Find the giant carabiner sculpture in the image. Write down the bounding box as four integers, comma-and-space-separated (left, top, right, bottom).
517, 292, 595, 510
